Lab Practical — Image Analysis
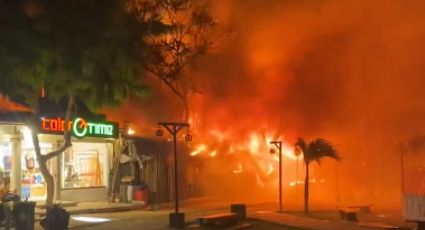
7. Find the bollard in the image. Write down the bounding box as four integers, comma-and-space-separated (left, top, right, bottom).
169, 212, 185, 229
230, 204, 246, 219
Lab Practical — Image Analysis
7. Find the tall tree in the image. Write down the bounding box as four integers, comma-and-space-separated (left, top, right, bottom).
129, 0, 230, 122
0, 0, 157, 205
295, 138, 340, 215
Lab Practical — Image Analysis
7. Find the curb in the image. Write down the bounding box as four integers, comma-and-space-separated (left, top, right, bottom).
68, 204, 147, 215
36, 204, 146, 217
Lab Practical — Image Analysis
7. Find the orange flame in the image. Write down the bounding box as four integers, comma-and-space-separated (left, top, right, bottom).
248, 133, 261, 154
267, 163, 274, 175
255, 173, 264, 188
233, 163, 243, 174
209, 150, 217, 157
190, 144, 207, 156
190, 129, 302, 189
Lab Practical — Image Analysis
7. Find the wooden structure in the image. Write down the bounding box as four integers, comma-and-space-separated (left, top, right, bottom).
404, 194, 425, 222
403, 169, 425, 228
130, 137, 195, 204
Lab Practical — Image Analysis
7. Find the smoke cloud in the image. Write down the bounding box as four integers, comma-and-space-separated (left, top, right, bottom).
107, 0, 425, 209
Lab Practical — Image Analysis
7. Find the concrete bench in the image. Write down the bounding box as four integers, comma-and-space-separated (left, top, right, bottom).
197, 212, 239, 228
339, 208, 357, 222
347, 204, 372, 213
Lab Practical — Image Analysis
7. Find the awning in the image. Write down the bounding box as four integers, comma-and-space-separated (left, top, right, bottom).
0, 95, 32, 113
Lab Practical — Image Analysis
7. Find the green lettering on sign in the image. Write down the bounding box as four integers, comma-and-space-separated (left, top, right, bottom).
39, 117, 119, 139
73, 118, 88, 137
72, 118, 116, 138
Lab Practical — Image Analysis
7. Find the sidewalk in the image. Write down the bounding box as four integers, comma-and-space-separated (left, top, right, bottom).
249, 210, 415, 230
34, 197, 214, 216
35, 201, 146, 216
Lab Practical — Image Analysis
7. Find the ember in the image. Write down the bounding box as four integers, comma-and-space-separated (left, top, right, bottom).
190, 144, 207, 156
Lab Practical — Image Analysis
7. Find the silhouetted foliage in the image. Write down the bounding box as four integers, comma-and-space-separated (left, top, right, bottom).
0, 0, 160, 205
295, 138, 340, 214
129, 0, 231, 121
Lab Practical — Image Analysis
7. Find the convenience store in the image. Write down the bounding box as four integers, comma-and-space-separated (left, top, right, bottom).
0, 98, 119, 202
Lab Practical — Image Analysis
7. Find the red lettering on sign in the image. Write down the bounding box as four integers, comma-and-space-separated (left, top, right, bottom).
42, 119, 49, 130
41, 118, 73, 133
50, 119, 58, 131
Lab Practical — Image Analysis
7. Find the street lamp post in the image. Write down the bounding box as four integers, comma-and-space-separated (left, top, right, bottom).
156, 122, 190, 229
398, 141, 407, 214
270, 141, 283, 213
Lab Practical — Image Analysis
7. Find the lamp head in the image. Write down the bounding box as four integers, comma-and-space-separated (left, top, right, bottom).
156, 128, 164, 137
185, 133, 193, 142
294, 146, 302, 156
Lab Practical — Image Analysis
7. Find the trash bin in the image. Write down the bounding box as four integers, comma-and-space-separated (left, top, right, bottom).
133, 185, 149, 205
2, 193, 20, 229
13, 201, 36, 230
3, 201, 14, 229
0, 203, 4, 223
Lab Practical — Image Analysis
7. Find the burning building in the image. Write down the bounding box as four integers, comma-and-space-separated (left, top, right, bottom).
106, 0, 425, 212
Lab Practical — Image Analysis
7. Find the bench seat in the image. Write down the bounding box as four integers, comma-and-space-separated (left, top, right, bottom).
347, 204, 372, 213
197, 212, 239, 227
339, 208, 357, 222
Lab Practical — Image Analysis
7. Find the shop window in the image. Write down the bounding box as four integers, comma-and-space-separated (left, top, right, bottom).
21, 143, 53, 200
62, 143, 108, 189
0, 142, 12, 185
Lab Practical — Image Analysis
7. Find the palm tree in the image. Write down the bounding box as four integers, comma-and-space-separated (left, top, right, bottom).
295, 138, 340, 215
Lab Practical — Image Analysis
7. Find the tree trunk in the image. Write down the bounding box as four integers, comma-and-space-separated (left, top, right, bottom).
39, 161, 55, 205
30, 95, 74, 206
182, 96, 190, 123
31, 130, 55, 206
304, 162, 310, 215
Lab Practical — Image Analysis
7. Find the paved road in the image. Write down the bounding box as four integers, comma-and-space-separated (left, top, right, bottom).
34, 200, 415, 230
34, 200, 301, 229
35, 209, 302, 230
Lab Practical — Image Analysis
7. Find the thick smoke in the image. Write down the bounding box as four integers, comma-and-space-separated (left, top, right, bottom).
107, 0, 425, 209
195, 0, 425, 209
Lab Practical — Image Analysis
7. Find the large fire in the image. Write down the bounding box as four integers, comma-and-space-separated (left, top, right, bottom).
105, 0, 425, 210
189, 128, 314, 187
185, 126, 334, 208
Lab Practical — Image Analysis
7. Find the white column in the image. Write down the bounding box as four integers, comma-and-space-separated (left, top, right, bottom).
11, 132, 22, 196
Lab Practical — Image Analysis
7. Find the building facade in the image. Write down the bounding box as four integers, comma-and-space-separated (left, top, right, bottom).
0, 106, 119, 202
0, 97, 200, 204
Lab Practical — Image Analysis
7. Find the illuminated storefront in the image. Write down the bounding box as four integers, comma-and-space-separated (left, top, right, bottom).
0, 114, 119, 202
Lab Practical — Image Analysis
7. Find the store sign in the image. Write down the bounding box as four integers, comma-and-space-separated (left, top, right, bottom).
40, 117, 119, 138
